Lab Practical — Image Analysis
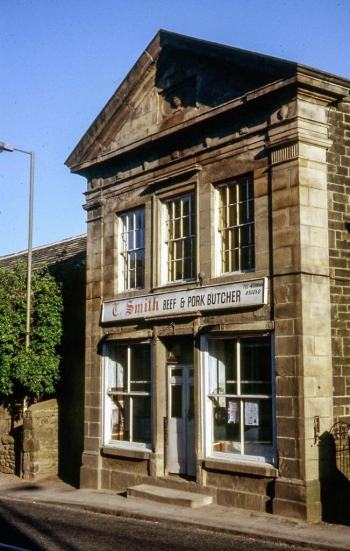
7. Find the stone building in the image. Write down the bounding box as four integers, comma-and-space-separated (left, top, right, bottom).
66, 31, 350, 521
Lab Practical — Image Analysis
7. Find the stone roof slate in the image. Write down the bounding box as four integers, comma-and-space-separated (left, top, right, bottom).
0, 234, 87, 271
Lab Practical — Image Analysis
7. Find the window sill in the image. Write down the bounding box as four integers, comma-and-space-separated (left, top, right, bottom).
203, 457, 278, 478
101, 446, 152, 460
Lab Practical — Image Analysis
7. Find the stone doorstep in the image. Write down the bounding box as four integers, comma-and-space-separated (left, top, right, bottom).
127, 484, 213, 509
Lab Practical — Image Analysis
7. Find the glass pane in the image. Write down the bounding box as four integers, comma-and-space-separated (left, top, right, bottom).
183, 255, 193, 280
244, 400, 272, 450
133, 396, 151, 444
229, 204, 237, 227
174, 199, 181, 219
171, 385, 182, 418
174, 217, 181, 239
110, 395, 125, 441
175, 259, 183, 280
188, 385, 194, 420
124, 396, 131, 441
166, 201, 173, 220
135, 226, 144, 249
130, 345, 151, 392
219, 206, 226, 229
173, 240, 180, 261
241, 244, 254, 271
168, 241, 174, 261
228, 185, 236, 205
110, 346, 126, 391
166, 219, 173, 240
182, 196, 190, 216
224, 340, 237, 395
238, 181, 248, 203
241, 225, 252, 247
248, 198, 254, 221
240, 337, 271, 395
129, 270, 136, 290
172, 368, 183, 377
213, 400, 240, 453
183, 214, 190, 236
127, 230, 134, 250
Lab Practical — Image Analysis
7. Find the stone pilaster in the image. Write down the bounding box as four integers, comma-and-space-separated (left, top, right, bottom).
268, 96, 333, 521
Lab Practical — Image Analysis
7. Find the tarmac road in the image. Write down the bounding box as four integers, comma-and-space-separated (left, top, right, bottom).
0, 498, 318, 551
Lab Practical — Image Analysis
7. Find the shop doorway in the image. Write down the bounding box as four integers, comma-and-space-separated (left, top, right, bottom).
167, 364, 196, 476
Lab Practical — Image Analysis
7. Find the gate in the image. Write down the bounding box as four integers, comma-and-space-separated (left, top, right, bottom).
330, 422, 350, 480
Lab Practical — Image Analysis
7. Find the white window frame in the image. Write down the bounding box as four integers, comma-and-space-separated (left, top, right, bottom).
103, 342, 152, 451
118, 207, 145, 291
201, 334, 276, 466
162, 193, 195, 284
215, 177, 255, 276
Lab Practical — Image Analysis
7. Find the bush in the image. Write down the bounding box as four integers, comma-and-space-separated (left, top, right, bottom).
0, 262, 63, 403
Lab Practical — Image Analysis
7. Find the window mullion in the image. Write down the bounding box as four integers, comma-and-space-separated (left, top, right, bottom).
130, 397, 133, 442
237, 340, 244, 455
240, 400, 245, 456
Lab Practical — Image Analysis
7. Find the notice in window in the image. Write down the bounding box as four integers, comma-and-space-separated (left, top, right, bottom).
245, 401, 259, 426
227, 401, 239, 424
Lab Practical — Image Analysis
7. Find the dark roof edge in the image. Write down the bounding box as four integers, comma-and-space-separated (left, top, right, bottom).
0, 234, 87, 262
160, 30, 350, 87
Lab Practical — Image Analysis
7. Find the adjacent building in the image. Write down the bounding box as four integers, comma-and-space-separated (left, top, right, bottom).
0, 235, 86, 484
66, 31, 350, 521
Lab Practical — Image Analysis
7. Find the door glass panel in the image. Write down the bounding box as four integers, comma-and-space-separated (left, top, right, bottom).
188, 384, 194, 421
172, 368, 183, 377
171, 385, 182, 418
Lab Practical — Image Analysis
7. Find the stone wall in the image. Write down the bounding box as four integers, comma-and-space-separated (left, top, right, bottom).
328, 98, 350, 425
22, 399, 58, 480
0, 406, 16, 475
0, 435, 15, 474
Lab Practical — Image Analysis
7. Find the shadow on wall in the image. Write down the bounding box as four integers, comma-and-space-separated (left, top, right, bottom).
319, 426, 350, 526
51, 254, 86, 488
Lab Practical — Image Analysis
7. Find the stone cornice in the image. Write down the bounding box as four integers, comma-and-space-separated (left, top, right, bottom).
69, 71, 348, 176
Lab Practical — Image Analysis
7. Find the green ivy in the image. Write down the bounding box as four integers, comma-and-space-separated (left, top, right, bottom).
0, 262, 63, 402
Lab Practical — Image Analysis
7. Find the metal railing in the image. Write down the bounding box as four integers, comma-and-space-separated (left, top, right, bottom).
330, 421, 350, 480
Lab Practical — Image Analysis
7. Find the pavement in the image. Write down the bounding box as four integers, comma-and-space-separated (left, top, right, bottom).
0, 472, 349, 550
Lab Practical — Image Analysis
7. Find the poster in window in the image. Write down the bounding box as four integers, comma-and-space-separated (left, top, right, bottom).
227, 401, 239, 424
245, 401, 259, 426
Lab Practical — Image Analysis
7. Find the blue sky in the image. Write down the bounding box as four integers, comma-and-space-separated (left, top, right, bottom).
1, 0, 350, 256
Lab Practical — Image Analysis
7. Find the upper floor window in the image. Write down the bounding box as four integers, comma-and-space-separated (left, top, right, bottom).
218, 177, 254, 273
119, 208, 145, 290
164, 194, 195, 282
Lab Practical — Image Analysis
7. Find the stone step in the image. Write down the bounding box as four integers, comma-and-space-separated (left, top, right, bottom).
127, 483, 213, 508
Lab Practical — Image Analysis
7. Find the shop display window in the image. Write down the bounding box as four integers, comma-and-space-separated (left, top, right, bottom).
104, 343, 152, 447
204, 336, 275, 463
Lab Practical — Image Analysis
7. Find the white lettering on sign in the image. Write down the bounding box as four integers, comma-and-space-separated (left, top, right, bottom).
101, 278, 267, 323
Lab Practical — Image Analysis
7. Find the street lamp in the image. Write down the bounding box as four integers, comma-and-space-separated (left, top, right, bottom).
0, 141, 35, 349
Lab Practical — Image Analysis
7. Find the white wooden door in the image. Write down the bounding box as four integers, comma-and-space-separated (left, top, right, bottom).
168, 365, 196, 476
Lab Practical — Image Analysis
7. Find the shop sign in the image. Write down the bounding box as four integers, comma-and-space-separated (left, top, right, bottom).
101, 278, 267, 323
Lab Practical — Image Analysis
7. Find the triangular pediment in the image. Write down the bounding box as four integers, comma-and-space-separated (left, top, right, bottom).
66, 30, 300, 172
